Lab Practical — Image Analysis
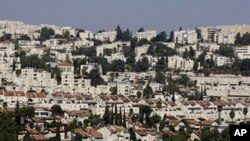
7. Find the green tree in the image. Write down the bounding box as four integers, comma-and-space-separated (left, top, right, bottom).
0, 112, 19, 141
89, 114, 102, 127
151, 31, 167, 42
220, 127, 230, 141
119, 107, 122, 126
200, 127, 220, 141
155, 71, 165, 84
169, 30, 174, 42
134, 57, 150, 72
123, 109, 126, 128
139, 105, 152, 118
114, 105, 118, 125
128, 128, 136, 141
147, 45, 155, 55
229, 109, 235, 122
149, 114, 161, 129
40, 27, 54, 41
112, 60, 125, 72
235, 32, 250, 45
156, 101, 162, 109
63, 30, 70, 39
103, 106, 110, 124
51, 105, 64, 116
218, 45, 234, 57
143, 83, 153, 98
243, 107, 248, 123
138, 27, 144, 32
89, 69, 107, 86
115, 25, 123, 41
136, 91, 142, 99
155, 56, 166, 71
19, 34, 31, 40
167, 82, 179, 95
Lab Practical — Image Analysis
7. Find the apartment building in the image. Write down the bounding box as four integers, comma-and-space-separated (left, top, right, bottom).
234, 45, 250, 59
168, 55, 194, 71
134, 30, 157, 41
95, 31, 117, 42
174, 30, 197, 44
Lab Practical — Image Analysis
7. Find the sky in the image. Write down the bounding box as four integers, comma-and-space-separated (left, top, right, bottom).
0, 0, 250, 33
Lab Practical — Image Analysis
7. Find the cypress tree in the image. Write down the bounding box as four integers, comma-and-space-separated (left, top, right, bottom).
103, 106, 110, 124
114, 104, 118, 125
110, 105, 114, 125
119, 107, 122, 126
123, 109, 126, 128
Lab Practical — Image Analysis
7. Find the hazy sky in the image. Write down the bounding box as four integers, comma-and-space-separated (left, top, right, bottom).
0, 0, 250, 33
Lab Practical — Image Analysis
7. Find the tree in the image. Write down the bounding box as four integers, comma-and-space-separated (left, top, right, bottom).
149, 114, 161, 129
115, 25, 123, 41
0, 112, 19, 141
19, 34, 31, 40
193, 61, 199, 72
2, 102, 7, 110
88, 114, 102, 127
177, 75, 190, 87
155, 71, 165, 84
151, 31, 167, 42
196, 28, 202, 40
147, 45, 155, 55
63, 30, 70, 39
40, 27, 54, 41
136, 91, 142, 99
112, 60, 125, 72
172, 93, 176, 103
51, 105, 64, 116
138, 27, 144, 32
139, 105, 153, 118
123, 109, 126, 128
235, 32, 241, 44
167, 82, 179, 95
134, 57, 150, 72
89, 69, 106, 86
143, 83, 153, 98
217, 105, 222, 125
235, 32, 250, 45
103, 106, 110, 124
243, 107, 248, 123
103, 48, 113, 56
156, 101, 162, 109
119, 107, 122, 126
220, 127, 230, 141
155, 56, 166, 71
128, 128, 136, 141
240, 59, 250, 72
229, 109, 235, 122
169, 30, 174, 42
189, 47, 196, 59
218, 45, 234, 57
110, 105, 114, 125
0, 33, 12, 41
114, 105, 118, 125
200, 127, 220, 141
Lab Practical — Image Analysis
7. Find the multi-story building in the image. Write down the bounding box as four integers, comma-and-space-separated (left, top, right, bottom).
134, 30, 157, 41
135, 45, 149, 61
168, 55, 194, 71
174, 30, 197, 44
79, 30, 94, 39
215, 56, 234, 66
95, 31, 117, 42
234, 45, 250, 60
